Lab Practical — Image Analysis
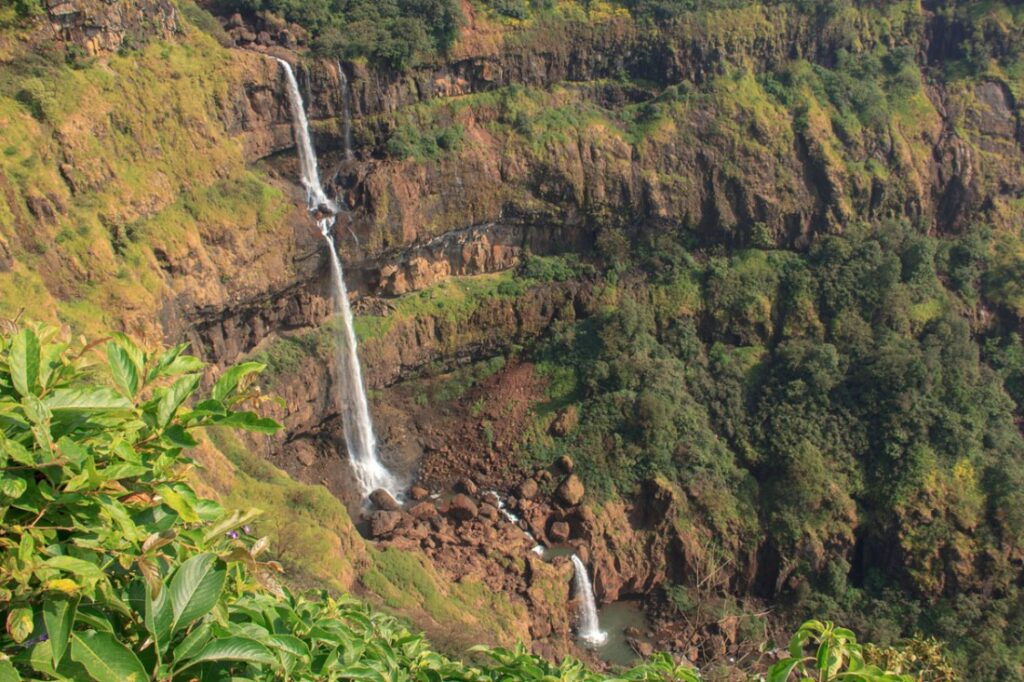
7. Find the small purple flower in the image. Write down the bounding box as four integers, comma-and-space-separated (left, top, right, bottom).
243, 525, 252, 535
226, 530, 239, 540
21, 633, 48, 648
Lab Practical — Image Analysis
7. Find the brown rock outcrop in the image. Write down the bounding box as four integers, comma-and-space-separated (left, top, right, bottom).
518, 478, 539, 500
409, 501, 439, 520
370, 488, 401, 512
556, 475, 585, 507
548, 521, 570, 544
448, 494, 479, 521
45, 0, 178, 55
369, 510, 402, 537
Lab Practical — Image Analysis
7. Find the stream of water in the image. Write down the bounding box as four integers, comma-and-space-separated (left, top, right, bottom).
337, 62, 355, 160
277, 58, 397, 499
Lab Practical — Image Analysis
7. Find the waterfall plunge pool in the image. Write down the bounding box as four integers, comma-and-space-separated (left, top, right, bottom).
593, 599, 652, 667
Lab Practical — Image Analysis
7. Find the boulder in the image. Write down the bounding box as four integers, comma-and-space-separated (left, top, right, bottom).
548, 521, 570, 543
481, 490, 500, 507
448, 494, 479, 521
456, 477, 478, 496
370, 488, 400, 512
556, 475, 585, 506
629, 639, 654, 658
555, 454, 575, 474
409, 501, 438, 520
408, 485, 430, 501
479, 503, 500, 521
517, 478, 539, 500
369, 511, 402, 537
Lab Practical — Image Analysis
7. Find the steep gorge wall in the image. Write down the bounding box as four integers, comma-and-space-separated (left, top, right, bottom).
6, 2, 1024, 669
11, 1, 1017, 367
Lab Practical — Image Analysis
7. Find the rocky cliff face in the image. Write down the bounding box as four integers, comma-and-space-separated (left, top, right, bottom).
66, 1, 1011, 374
6, 1, 1024, 670
44, 0, 178, 54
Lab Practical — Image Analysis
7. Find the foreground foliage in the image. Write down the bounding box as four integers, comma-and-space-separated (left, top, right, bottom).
0, 325, 705, 680
768, 621, 911, 682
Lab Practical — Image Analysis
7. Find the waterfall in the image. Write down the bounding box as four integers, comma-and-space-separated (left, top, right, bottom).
337, 62, 355, 160
276, 59, 335, 228
276, 58, 397, 499
571, 554, 608, 647
323, 240, 397, 497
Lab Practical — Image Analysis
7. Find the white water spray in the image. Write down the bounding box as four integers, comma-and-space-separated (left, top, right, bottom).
489, 491, 545, 555
571, 554, 607, 647
337, 62, 355, 160
276, 59, 335, 228
277, 58, 397, 498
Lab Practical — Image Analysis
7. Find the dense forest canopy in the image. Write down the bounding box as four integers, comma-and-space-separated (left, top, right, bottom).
518, 220, 1024, 677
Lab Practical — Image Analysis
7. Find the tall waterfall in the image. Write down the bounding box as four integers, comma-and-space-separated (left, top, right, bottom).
276, 59, 335, 228
571, 555, 608, 647
337, 62, 354, 160
277, 59, 397, 498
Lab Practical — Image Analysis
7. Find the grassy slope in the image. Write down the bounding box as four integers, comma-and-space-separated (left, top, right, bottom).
190, 426, 533, 651
0, 16, 295, 341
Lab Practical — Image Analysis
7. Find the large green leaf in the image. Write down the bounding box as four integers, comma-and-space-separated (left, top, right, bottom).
44, 556, 105, 584
109, 333, 145, 380
211, 362, 265, 403
213, 411, 281, 434
10, 328, 40, 397
43, 388, 132, 413
0, 475, 27, 500
144, 580, 173, 652
0, 659, 21, 682
767, 658, 803, 682
6, 607, 33, 643
168, 553, 226, 635
146, 344, 203, 382
172, 622, 212, 663
156, 483, 200, 523
175, 637, 276, 674
106, 343, 138, 398
43, 596, 79, 667
156, 374, 201, 428
70, 631, 148, 682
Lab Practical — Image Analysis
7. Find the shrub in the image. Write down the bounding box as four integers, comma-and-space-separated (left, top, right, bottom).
768, 621, 913, 682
